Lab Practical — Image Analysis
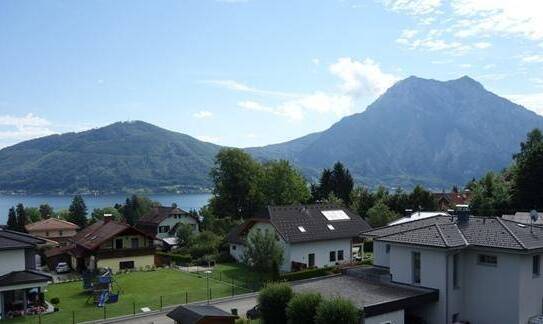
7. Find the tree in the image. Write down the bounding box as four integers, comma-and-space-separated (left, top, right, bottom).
7, 207, 18, 231
258, 283, 293, 324
16, 203, 28, 232
312, 162, 354, 205
386, 188, 410, 215
259, 160, 310, 205
314, 298, 360, 324
120, 195, 156, 225
243, 230, 283, 273
209, 148, 262, 219
25, 207, 41, 223
408, 185, 437, 211
351, 187, 375, 219
470, 172, 511, 216
90, 207, 121, 224
39, 204, 54, 219
56, 209, 71, 221
68, 195, 88, 228
176, 223, 196, 247
367, 200, 399, 227
312, 169, 333, 202
512, 129, 543, 210
286, 292, 322, 324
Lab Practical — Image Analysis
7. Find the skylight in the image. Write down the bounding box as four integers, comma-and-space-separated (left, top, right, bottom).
322, 210, 350, 221
298, 226, 306, 233
327, 224, 335, 230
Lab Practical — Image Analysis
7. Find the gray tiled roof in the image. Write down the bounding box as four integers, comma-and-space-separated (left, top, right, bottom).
0, 229, 45, 251
0, 270, 52, 287
362, 215, 543, 251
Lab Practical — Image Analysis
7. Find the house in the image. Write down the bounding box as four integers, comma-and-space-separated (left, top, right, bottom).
433, 190, 471, 211
0, 228, 52, 320
167, 305, 238, 324
361, 209, 543, 324
136, 204, 199, 247
69, 216, 156, 272
227, 204, 371, 272
502, 211, 543, 225
25, 218, 79, 246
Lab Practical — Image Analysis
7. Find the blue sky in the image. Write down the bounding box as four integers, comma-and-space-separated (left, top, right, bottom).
1, 0, 542, 148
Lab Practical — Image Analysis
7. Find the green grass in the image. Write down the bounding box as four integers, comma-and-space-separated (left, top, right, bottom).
6, 268, 251, 324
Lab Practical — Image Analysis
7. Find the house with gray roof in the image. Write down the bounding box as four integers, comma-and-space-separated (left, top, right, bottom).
227, 204, 370, 272
362, 210, 543, 324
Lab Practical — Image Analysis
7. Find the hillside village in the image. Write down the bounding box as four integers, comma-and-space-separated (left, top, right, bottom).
0, 127, 542, 324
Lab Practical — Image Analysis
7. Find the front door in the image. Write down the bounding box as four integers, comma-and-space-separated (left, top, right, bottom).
308, 253, 315, 268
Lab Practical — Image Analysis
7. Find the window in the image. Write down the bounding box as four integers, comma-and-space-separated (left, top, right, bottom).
59, 230, 63, 236
232, 245, 237, 250
338, 250, 344, 261
412, 252, 421, 284
158, 225, 170, 233
534, 255, 541, 276
119, 261, 135, 270
115, 238, 123, 249
131, 238, 139, 249
453, 254, 460, 289
45, 231, 49, 237
297, 226, 306, 233
329, 251, 336, 262
327, 224, 335, 230
321, 210, 350, 221
308, 253, 315, 267
478, 254, 497, 266
385, 244, 391, 254
452, 313, 459, 323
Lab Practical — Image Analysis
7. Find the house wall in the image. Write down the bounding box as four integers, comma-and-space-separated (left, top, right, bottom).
229, 243, 245, 262
287, 238, 352, 272
96, 254, 155, 272
99, 234, 150, 250
0, 249, 25, 276
373, 241, 390, 268
364, 309, 404, 324
518, 253, 543, 323
28, 229, 77, 239
156, 215, 199, 239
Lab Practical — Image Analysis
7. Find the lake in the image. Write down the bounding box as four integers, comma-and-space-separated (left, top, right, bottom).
0, 193, 212, 225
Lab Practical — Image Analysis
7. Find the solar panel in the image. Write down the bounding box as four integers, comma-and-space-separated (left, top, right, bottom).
322, 210, 350, 221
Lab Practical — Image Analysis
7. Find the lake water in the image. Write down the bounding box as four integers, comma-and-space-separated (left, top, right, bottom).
0, 193, 212, 225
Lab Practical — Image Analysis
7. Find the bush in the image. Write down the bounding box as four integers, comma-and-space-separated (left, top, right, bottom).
280, 267, 330, 282
314, 298, 360, 324
170, 254, 192, 265
286, 292, 322, 324
258, 282, 294, 324
50, 297, 60, 305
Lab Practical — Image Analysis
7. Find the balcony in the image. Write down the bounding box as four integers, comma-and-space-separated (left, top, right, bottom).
94, 247, 155, 259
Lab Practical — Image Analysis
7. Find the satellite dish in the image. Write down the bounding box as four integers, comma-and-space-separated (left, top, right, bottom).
530, 210, 539, 223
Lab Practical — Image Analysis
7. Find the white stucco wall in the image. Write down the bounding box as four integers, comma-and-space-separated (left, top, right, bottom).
287, 238, 352, 272
364, 309, 404, 324
156, 215, 199, 239
518, 253, 543, 323
229, 243, 246, 262
373, 240, 390, 268
0, 249, 26, 276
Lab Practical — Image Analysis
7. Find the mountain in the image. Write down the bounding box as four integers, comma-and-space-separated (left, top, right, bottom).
0, 121, 221, 194
248, 76, 543, 189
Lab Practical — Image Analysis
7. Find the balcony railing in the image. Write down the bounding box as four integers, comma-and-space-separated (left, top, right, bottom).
94, 247, 155, 259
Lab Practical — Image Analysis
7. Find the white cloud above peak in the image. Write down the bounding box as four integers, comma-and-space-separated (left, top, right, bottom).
0, 113, 55, 148
193, 111, 214, 119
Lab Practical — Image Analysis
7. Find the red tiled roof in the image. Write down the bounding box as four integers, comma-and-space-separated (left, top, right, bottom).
25, 218, 79, 232
72, 220, 153, 251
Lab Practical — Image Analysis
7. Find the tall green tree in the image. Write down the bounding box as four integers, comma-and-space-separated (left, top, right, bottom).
243, 230, 284, 273
512, 129, 543, 210
209, 148, 262, 219
39, 204, 54, 219
68, 195, 88, 228
408, 185, 437, 211
260, 160, 310, 205
7, 207, 18, 231
25, 207, 41, 223
367, 200, 399, 227
15, 203, 28, 232
312, 162, 354, 205
470, 172, 511, 216
351, 187, 375, 219
90, 207, 121, 224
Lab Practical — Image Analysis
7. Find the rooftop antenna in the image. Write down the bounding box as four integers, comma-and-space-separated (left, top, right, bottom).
530, 209, 539, 234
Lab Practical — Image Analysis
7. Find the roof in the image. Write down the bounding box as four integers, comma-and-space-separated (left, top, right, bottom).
293, 273, 438, 318
388, 211, 450, 226
0, 228, 45, 251
502, 212, 543, 225
25, 218, 79, 232
226, 223, 245, 245
362, 215, 543, 252
234, 204, 371, 244
167, 305, 237, 323
0, 270, 52, 287
72, 219, 153, 251
433, 191, 472, 206
137, 205, 192, 225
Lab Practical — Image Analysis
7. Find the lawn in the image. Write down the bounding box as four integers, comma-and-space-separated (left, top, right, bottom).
7, 268, 251, 324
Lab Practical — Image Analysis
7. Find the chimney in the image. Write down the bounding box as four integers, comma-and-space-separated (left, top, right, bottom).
455, 205, 470, 224
404, 209, 413, 218
103, 213, 113, 223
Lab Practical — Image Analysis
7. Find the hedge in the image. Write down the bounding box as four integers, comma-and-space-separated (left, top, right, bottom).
280, 267, 330, 282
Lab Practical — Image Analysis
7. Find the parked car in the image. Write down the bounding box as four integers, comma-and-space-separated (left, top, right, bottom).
55, 262, 70, 274
246, 304, 261, 319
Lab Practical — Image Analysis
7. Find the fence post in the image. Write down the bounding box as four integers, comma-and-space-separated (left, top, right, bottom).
103, 305, 106, 320
207, 288, 210, 304
72, 311, 75, 324
185, 291, 188, 304
232, 284, 235, 297
220, 271, 222, 281
133, 301, 136, 316
160, 295, 163, 310
39, 313, 42, 324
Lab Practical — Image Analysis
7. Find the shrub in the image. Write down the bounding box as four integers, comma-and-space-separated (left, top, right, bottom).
286, 292, 322, 324
50, 297, 60, 305
171, 254, 192, 265
258, 282, 294, 324
314, 298, 360, 324
280, 267, 330, 282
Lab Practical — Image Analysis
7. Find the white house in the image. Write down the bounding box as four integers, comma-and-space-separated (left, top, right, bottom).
0, 228, 52, 320
227, 204, 370, 272
362, 210, 543, 324
136, 204, 199, 247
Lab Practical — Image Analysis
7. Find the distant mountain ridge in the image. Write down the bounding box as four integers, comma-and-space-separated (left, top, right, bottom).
1, 76, 542, 194
248, 76, 543, 189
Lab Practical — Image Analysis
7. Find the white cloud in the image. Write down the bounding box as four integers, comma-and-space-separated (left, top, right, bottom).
521, 55, 543, 63
196, 135, 222, 143
474, 42, 492, 49
329, 58, 399, 98
193, 111, 214, 119
459, 63, 472, 68
382, 0, 442, 15
202, 80, 298, 98
506, 93, 543, 115
312, 58, 320, 66
0, 113, 55, 147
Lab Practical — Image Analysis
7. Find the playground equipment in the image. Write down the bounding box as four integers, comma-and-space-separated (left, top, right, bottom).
83, 268, 121, 307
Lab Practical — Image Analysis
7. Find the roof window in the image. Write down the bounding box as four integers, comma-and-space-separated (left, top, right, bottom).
298, 226, 306, 233
327, 224, 335, 230
322, 210, 350, 221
